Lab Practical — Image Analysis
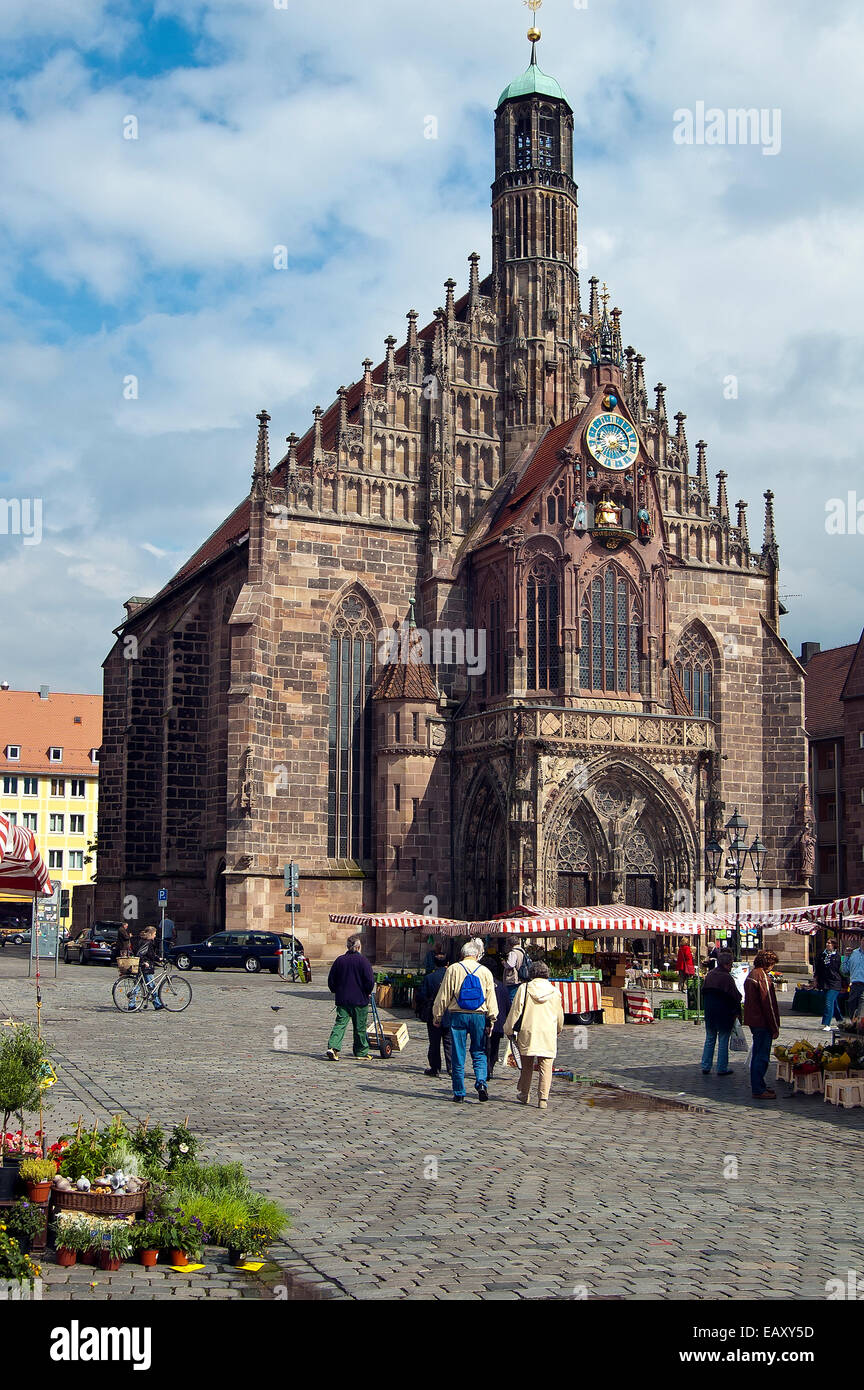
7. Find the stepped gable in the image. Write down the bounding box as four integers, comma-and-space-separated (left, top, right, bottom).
149, 285, 483, 607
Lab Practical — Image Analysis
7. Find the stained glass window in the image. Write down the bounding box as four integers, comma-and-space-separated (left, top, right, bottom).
328, 594, 375, 860
579, 566, 642, 694
526, 562, 560, 691
674, 625, 714, 718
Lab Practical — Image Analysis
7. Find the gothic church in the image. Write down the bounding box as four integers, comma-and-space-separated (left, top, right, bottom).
96, 36, 811, 958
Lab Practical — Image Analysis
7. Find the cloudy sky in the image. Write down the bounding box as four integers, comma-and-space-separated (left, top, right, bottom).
1, 0, 862, 693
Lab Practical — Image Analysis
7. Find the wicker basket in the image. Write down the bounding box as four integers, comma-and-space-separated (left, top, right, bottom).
51, 1184, 147, 1216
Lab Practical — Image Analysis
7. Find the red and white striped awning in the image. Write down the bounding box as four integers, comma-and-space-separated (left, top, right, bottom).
0, 818, 53, 896
329, 911, 469, 933
471, 907, 709, 936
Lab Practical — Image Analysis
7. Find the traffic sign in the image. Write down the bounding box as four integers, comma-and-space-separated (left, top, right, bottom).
158, 888, 168, 905
284, 902, 301, 914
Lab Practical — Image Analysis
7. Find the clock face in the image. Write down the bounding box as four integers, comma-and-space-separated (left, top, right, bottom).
585, 413, 639, 471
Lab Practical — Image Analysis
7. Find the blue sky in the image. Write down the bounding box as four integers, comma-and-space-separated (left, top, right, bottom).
0, 0, 862, 692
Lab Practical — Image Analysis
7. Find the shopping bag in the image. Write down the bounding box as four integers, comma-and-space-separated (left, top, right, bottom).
729, 1020, 747, 1053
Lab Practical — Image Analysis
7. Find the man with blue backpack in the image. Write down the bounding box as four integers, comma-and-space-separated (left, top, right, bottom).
432, 939, 499, 1103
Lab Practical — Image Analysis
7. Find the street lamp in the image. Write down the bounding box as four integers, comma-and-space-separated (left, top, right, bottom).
704, 808, 766, 957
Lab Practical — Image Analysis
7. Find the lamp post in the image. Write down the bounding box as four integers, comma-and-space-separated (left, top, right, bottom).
704, 809, 766, 958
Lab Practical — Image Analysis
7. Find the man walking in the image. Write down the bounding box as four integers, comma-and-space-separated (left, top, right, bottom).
416, 950, 452, 1077
700, 949, 741, 1075
326, 934, 375, 1061
502, 941, 528, 1004
817, 938, 846, 1031
743, 949, 781, 1099
432, 940, 498, 1103
846, 939, 864, 1019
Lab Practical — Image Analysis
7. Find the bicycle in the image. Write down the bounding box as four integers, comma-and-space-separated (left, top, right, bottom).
112, 960, 192, 1014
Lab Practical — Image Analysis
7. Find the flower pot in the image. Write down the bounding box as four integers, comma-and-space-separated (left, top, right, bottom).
98, 1252, 123, 1271
167, 1249, 188, 1266
227, 1247, 246, 1266
139, 1249, 159, 1268
80, 1248, 98, 1266
56, 1247, 77, 1267
25, 1180, 51, 1204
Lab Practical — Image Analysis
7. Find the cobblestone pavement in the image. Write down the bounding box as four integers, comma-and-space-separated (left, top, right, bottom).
2, 952, 862, 1301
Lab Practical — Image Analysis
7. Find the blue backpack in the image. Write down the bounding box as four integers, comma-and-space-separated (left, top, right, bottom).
456, 963, 485, 1011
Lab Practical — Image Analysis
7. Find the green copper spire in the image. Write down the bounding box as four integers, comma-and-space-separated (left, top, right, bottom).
497, 24, 570, 109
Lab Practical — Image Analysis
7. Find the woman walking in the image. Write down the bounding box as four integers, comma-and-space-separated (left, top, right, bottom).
743, 949, 781, 1099
504, 962, 564, 1110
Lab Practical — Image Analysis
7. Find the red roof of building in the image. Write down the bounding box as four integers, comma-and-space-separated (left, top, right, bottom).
805, 644, 857, 738
483, 418, 578, 544
0, 690, 103, 777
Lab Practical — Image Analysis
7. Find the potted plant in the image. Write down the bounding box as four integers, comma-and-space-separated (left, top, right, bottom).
155, 1205, 207, 1266
131, 1212, 162, 1267
19, 1156, 56, 1203
0, 1217, 40, 1294
54, 1215, 90, 1267
0, 1025, 51, 1199
99, 1220, 133, 1271
4, 1198, 48, 1255
231, 1195, 288, 1265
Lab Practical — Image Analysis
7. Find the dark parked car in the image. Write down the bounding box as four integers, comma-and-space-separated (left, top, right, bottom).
64, 922, 124, 965
169, 931, 308, 976
2, 930, 31, 948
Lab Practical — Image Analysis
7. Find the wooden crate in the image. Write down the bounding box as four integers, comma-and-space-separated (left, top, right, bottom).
602, 1007, 626, 1026
601, 986, 625, 1008
368, 1021, 410, 1051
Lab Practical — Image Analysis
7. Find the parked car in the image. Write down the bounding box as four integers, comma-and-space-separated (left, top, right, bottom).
3, 930, 31, 948
63, 922, 124, 965
169, 931, 309, 976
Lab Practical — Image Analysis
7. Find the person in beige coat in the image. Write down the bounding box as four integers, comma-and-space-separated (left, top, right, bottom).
504, 961, 565, 1109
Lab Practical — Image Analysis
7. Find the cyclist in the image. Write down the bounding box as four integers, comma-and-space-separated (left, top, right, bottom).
129, 925, 165, 1012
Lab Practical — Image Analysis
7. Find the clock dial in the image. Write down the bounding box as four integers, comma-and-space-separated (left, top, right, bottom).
585, 413, 639, 471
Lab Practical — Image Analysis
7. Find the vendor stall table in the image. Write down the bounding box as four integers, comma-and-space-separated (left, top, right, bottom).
553, 980, 602, 1016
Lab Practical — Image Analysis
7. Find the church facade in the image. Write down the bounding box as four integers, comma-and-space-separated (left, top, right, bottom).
95, 41, 812, 958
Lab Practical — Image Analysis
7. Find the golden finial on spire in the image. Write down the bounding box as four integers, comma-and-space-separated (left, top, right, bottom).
600, 282, 610, 309
524, 0, 542, 43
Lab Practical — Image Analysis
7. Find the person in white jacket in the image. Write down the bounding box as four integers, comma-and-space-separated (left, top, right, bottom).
504, 961, 565, 1109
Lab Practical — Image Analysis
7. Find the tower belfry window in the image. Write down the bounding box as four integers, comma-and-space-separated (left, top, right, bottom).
515, 117, 532, 169
539, 116, 557, 169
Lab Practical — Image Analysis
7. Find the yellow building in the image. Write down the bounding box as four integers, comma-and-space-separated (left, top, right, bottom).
0, 685, 102, 928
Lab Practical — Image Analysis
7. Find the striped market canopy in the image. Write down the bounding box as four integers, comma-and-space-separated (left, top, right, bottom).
329, 911, 469, 934
471, 907, 709, 936
0, 819, 53, 896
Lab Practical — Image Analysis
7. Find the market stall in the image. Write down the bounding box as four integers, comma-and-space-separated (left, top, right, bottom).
328, 910, 470, 1003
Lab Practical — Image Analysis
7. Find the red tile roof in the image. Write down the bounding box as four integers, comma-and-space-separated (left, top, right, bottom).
840, 629, 864, 702
483, 418, 577, 544
0, 690, 103, 776
805, 644, 857, 738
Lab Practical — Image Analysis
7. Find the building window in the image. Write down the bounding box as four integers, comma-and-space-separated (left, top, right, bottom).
23, 777, 38, 796
5, 745, 20, 761
543, 197, 558, 258
4, 811, 17, 827
395, 784, 401, 812
68, 851, 84, 871
50, 814, 64, 834
515, 116, 532, 169
50, 779, 65, 797
70, 815, 85, 835
526, 562, 560, 692
48, 747, 63, 762
3, 776, 18, 795
514, 193, 529, 258
579, 566, 642, 694
412, 713, 419, 742
674, 624, 714, 718
327, 593, 375, 861
483, 590, 506, 699
817, 744, 836, 771
70, 779, 85, 798
538, 115, 558, 168
89, 749, 99, 764
23, 813, 37, 832
48, 850, 63, 870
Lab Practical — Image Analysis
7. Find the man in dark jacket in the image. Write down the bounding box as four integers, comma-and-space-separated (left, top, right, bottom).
700, 950, 741, 1075
816, 939, 845, 1030
416, 952, 452, 1077
326, 934, 376, 1061
485, 979, 513, 1080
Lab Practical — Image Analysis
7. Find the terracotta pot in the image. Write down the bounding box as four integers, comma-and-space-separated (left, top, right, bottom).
98, 1252, 122, 1271
80, 1249, 97, 1265
56, 1248, 77, 1267
139, 1249, 159, 1267
167, 1249, 188, 1266
25, 1180, 51, 1203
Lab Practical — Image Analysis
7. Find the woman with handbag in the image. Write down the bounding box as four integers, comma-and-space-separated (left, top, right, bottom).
504, 961, 564, 1110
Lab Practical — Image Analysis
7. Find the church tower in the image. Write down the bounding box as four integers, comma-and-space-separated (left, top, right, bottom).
492, 24, 581, 454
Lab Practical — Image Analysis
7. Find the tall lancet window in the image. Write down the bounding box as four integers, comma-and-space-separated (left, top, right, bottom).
539, 115, 558, 169
674, 624, 714, 718
579, 566, 642, 694
328, 593, 375, 861
526, 561, 560, 692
